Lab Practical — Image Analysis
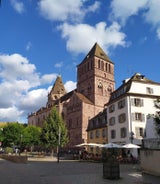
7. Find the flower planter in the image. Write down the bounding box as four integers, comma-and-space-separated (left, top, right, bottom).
103, 161, 120, 179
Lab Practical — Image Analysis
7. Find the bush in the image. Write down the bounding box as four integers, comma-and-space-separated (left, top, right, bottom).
5, 147, 13, 154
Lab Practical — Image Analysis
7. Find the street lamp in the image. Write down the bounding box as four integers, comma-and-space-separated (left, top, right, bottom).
57, 126, 61, 163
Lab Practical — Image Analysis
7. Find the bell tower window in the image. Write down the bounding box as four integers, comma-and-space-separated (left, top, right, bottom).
98, 59, 101, 69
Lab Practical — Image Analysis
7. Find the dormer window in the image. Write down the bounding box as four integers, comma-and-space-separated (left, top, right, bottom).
109, 104, 115, 113
146, 87, 153, 94
137, 74, 145, 80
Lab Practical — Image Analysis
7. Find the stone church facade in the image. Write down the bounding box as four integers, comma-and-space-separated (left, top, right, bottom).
28, 43, 115, 149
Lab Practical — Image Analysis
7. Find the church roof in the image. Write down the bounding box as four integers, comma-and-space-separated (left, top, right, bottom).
79, 42, 113, 65
53, 90, 93, 105
50, 75, 66, 95
75, 92, 93, 105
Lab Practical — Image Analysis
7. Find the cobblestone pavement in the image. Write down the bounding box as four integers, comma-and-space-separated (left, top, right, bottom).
0, 158, 159, 184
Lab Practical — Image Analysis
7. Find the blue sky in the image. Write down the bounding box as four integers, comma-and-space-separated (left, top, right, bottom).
0, 0, 160, 123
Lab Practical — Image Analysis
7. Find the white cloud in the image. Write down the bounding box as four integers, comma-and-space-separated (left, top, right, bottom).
40, 74, 57, 85
110, 0, 148, 25
0, 53, 39, 85
64, 81, 76, 92
38, 0, 100, 22
86, 1, 100, 13
157, 28, 160, 39
110, 0, 160, 39
0, 106, 23, 122
0, 53, 57, 123
10, 0, 25, 14
54, 62, 63, 68
19, 89, 48, 112
58, 22, 127, 54
143, 0, 160, 27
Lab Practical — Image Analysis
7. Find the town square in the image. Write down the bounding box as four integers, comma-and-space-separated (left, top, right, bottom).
1, 1, 160, 183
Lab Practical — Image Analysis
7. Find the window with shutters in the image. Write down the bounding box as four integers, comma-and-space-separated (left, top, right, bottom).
102, 129, 107, 138
118, 113, 126, 123
109, 104, 115, 113
135, 127, 145, 137
90, 131, 93, 139
146, 87, 153, 94
120, 127, 127, 138
95, 129, 100, 138
111, 129, 116, 139
109, 117, 115, 126
118, 99, 125, 109
131, 98, 144, 107
132, 113, 145, 122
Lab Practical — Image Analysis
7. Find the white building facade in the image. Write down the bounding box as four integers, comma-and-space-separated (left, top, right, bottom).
107, 73, 160, 146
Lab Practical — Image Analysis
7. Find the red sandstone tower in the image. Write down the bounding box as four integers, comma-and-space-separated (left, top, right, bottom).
28, 43, 115, 148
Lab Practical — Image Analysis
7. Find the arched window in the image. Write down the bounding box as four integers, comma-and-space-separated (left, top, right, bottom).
101, 60, 104, 70
98, 59, 101, 69
105, 63, 108, 72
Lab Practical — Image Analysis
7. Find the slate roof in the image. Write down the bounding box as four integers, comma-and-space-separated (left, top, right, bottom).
78, 42, 113, 66
108, 73, 160, 104
129, 72, 160, 84
86, 110, 107, 131
75, 92, 93, 105
50, 75, 66, 95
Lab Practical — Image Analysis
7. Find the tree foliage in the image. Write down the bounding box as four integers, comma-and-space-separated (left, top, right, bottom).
23, 125, 41, 148
153, 99, 160, 136
41, 107, 68, 150
0, 107, 68, 154
1, 122, 24, 147
0, 123, 42, 151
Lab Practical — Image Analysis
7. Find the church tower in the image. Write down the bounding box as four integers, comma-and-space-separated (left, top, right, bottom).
47, 75, 66, 107
77, 43, 115, 108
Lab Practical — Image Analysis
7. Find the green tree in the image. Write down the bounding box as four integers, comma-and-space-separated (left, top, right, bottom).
153, 99, 160, 136
148, 98, 160, 136
41, 107, 68, 159
0, 127, 4, 143
2, 122, 24, 148
23, 125, 42, 152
